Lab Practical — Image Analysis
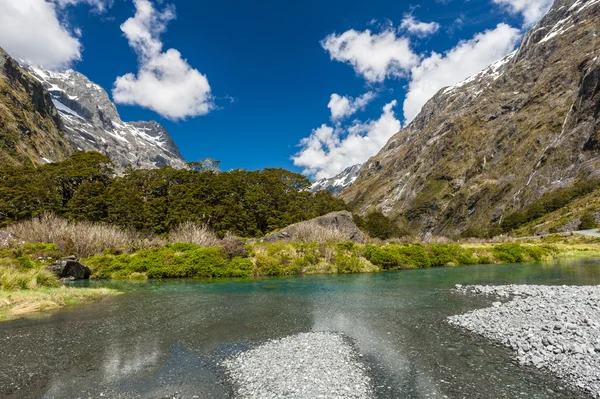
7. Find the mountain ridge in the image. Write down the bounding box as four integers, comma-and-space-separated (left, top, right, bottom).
21, 64, 187, 171
0, 47, 72, 167
342, 0, 600, 236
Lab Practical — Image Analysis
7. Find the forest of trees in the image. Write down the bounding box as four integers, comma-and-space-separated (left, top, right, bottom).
0, 152, 348, 237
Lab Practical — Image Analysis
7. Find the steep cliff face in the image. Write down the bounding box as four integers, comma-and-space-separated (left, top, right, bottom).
342, 0, 600, 236
23, 65, 187, 172
0, 48, 71, 167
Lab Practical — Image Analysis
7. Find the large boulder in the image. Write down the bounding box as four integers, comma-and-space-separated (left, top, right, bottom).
46, 256, 91, 280
264, 211, 366, 243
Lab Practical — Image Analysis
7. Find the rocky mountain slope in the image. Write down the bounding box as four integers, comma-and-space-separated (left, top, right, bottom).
22, 65, 186, 171
0, 48, 71, 167
342, 0, 600, 236
310, 164, 363, 195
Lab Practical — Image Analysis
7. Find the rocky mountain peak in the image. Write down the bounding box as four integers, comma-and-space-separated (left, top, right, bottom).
310, 164, 364, 196
21, 63, 187, 172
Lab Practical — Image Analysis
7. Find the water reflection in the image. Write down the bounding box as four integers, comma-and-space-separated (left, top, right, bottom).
1, 258, 599, 398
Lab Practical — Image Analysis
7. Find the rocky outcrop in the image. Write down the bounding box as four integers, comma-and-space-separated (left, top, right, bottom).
0, 47, 72, 167
46, 256, 91, 280
342, 0, 600, 236
264, 211, 366, 243
310, 164, 363, 196
22, 65, 187, 172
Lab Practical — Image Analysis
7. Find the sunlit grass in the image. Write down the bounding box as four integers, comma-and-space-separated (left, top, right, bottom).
0, 287, 119, 321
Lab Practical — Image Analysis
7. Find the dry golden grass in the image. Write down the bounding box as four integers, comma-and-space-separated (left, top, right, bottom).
285, 223, 356, 243
7, 214, 163, 257
168, 221, 222, 247
0, 287, 118, 321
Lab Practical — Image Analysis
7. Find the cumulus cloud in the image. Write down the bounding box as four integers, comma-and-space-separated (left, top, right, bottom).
492, 0, 553, 27
112, 0, 213, 120
321, 28, 419, 83
0, 0, 82, 69
399, 15, 440, 37
328, 92, 376, 121
403, 23, 521, 123
292, 101, 401, 180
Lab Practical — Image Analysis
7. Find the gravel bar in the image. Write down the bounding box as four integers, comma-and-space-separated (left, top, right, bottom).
222, 332, 372, 399
448, 284, 600, 397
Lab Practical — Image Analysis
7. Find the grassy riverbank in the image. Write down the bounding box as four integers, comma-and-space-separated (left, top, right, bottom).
82, 240, 599, 279
0, 243, 118, 321
1, 227, 599, 321
0, 287, 118, 321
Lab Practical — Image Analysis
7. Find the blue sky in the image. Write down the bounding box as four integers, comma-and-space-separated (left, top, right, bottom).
0, 0, 553, 179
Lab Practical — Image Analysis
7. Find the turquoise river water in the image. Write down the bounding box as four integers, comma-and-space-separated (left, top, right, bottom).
1, 257, 600, 398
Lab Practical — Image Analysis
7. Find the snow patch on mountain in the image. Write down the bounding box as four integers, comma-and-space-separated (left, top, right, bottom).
310, 164, 363, 196
22, 64, 187, 172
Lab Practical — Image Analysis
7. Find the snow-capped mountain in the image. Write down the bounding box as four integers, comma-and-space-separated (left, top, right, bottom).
22, 65, 187, 171
310, 164, 363, 196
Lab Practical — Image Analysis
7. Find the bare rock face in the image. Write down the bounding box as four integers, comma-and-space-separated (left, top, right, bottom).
0, 47, 72, 167
46, 256, 91, 280
21, 65, 187, 172
342, 0, 600, 236
310, 164, 363, 196
264, 211, 366, 243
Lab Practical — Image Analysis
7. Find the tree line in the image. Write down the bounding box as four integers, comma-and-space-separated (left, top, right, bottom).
0, 152, 348, 237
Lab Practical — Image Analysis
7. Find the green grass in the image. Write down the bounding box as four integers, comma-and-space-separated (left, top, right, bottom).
80, 241, 573, 279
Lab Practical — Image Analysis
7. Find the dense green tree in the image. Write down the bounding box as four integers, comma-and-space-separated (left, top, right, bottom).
0, 152, 347, 236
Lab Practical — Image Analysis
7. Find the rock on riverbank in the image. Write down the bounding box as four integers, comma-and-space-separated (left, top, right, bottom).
222, 332, 372, 398
449, 285, 600, 397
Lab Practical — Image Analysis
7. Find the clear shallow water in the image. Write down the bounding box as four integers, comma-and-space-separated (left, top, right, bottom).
2, 258, 600, 399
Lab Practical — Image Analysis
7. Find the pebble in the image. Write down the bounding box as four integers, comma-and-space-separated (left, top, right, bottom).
222, 332, 372, 398
449, 285, 600, 398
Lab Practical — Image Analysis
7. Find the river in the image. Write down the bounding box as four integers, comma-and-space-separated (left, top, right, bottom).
2, 257, 599, 398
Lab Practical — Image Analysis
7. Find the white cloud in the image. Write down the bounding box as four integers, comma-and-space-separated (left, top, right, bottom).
0, 0, 81, 69
403, 23, 521, 123
321, 28, 419, 83
292, 101, 401, 180
112, 0, 213, 120
492, 0, 553, 27
400, 15, 440, 37
53, 0, 113, 13
328, 91, 376, 120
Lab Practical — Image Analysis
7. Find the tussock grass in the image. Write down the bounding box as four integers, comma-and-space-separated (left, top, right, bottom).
0, 287, 118, 321
289, 223, 356, 243
7, 214, 163, 257
0, 268, 59, 291
168, 221, 222, 247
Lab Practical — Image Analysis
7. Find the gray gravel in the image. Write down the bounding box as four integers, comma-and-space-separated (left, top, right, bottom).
222, 332, 372, 399
449, 284, 600, 397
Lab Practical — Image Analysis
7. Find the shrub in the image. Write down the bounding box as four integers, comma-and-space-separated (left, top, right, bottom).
221, 235, 249, 259
492, 243, 527, 263
360, 212, 400, 240
579, 212, 598, 230
254, 254, 283, 276
335, 255, 363, 273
